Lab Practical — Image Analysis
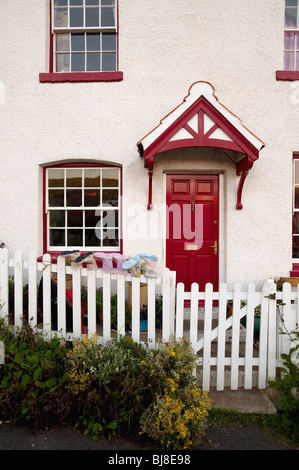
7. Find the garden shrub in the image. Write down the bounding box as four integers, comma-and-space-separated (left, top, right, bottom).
268, 329, 299, 442
0, 319, 71, 430
0, 320, 212, 448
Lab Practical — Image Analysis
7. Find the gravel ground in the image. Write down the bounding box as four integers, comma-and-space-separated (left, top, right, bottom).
0, 421, 296, 451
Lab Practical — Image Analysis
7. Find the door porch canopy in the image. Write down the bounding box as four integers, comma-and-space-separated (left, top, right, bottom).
137, 81, 265, 210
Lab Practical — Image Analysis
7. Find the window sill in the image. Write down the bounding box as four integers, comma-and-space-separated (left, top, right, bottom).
39, 71, 123, 83
276, 70, 299, 81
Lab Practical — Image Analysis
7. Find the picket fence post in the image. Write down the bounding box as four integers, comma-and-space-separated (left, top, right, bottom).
42, 253, 52, 337
0, 248, 9, 318
28, 251, 38, 330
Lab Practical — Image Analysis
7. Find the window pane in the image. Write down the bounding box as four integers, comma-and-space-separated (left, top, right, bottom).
49, 210, 65, 227
84, 169, 101, 186
71, 53, 85, 71
70, 0, 83, 4
70, 7, 84, 27
295, 187, 299, 208
102, 33, 116, 51
87, 53, 100, 70
285, 31, 295, 49
296, 51, 299, 70
103, 189, 118, 207
66, 169, 82, 187
101, 6, 115, 26
102, 52, 116, 71
86, 0, 99, 5
102, 168, 118, 186
293, 235, 299, 257
50, 229, 65, 246
102, 0, 115, 5
49, 189, 64, 207
102, 209, 118, 227
67, 189, 82, 206
284, 50, 294, 70
67, 229, 83, 246
286, 0, 298, 7
285, 8, 297, 28
54, 0, 68, 5
84, 189, 100, 206
293, 212, 299, 234
56, 53, 70, 72
71, 33, 85, 51
56, 34, 70, 51
85, 229, 101, 246
86, 7, 100, 27
103, 229, 119, 246
48, 169, 64, 187
67, 210, 83, 227
54, 8, 68, 27
85, 210, 102, 227
87, 33, 100, 50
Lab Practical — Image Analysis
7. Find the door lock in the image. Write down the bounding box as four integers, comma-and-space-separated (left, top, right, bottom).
209, 241, 218, 255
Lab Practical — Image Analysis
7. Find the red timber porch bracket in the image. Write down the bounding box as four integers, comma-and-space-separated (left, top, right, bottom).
236, 156, 254, 210
137, 82, 265, 210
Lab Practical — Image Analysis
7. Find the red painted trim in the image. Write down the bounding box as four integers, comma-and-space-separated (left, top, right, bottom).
39, 72, 123, 83
147, 160, 154, 210
276, 70, 299, 81
49, 0, 53, 73
143, 97, 260, 162
236, 170, 249, 210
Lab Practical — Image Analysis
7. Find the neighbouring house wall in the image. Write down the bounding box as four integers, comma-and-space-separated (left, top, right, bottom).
0, 0, 298, 285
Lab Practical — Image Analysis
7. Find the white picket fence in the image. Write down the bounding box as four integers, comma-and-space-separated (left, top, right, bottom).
0, 249, 298, 391
0, 249, 176, 347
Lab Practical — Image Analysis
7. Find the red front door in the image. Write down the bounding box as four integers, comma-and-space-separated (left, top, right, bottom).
166, 174, 219, 291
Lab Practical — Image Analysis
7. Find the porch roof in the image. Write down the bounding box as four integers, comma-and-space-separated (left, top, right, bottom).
137, 82, 265, 210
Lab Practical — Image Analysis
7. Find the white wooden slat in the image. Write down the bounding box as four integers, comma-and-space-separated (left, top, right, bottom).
147, 277, 156, 347
258, 281, 270, 389
102, 271, 111, 343
116, 273, 125, 337
230, 283, 241, 390
202, 283, 213, 391
281, 282, 292, 356
190, 283, 199, 351
216, 283, 228, 391
87, 269, 97, 335
175, 282, 185, 340
131, 276, 140, 343
267, 280, 278, 381
72, 266, 82, 339
42, 253, 52, 337
57, 255, 66, 337
0, 248, 9, 318
14, 250, 24, 328
28, 251, 37, 330
244, 283, 255, 389
162, 268, 171, 341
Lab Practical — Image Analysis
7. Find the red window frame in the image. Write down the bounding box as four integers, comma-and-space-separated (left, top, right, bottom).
39, 0, 123, 83
277, 1, 299, 81
42, 162, 123, 260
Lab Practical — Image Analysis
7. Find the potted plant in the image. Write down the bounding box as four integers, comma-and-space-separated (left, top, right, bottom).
240, 304, 261, 338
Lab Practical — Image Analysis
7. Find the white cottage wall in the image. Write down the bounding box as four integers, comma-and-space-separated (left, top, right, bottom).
0, 0, 298, 285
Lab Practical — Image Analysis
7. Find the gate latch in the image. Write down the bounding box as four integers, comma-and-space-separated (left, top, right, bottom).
264, 293, 276, 300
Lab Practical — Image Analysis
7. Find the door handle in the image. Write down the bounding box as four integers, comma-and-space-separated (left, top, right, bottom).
209, 241, 218, 255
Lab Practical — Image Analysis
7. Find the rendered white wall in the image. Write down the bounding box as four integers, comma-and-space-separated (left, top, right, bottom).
0, 0, 298, 285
